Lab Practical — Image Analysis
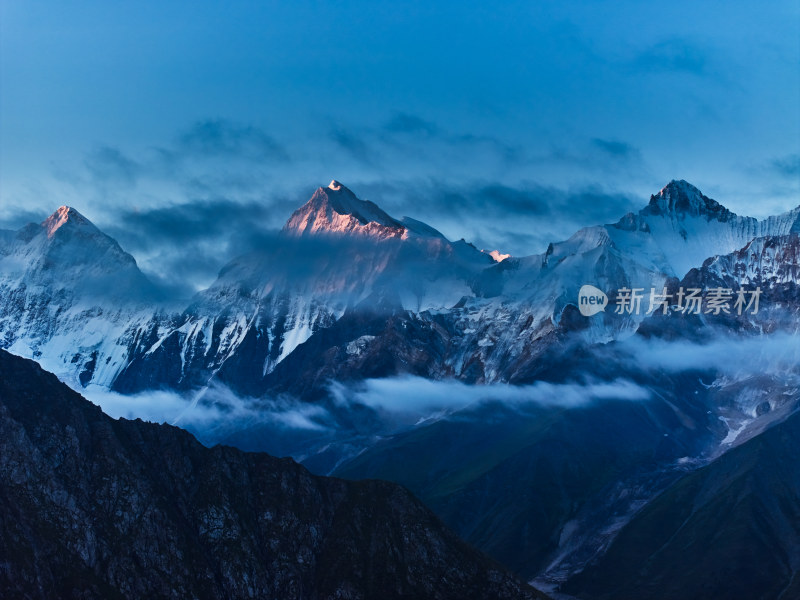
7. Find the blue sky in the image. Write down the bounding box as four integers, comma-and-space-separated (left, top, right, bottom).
1, 1, 798, 291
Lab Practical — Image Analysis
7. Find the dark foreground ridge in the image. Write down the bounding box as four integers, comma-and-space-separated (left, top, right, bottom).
0, 350, 544, 600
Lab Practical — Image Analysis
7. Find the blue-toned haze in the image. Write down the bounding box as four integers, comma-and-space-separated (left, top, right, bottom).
1, 1, 798, 293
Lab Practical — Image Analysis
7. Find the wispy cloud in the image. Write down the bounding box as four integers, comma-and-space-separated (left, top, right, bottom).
177, 119, 289, 161
622, 332, 800, 376
44, 119, 306, 293
0, 207, 48, 231
591, 138, 641, 161
100, 198, 282, 296
633, 38, 709, 75
81, 381, 331, 435
74, 332, 800, 455
351, 178, 639, 255
329, 126, 377, 165
383, 112, 438, 136
770, 154, 800, 179
84, 146, 142, 187
16, 113, 655, 288
330, 376, 650, 420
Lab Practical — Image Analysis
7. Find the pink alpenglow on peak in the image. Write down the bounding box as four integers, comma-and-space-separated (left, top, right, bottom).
41, 206, 95, 238
486, 250, 511, 263
283, 180, 408, 239
284, 180, 457, 245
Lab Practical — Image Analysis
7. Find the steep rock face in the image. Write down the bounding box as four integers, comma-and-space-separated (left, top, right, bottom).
329, 315, 799, 590
0, 350, 543, 600
0, 185, 493, 395
699, 232, 800, 288
488, 181, 799, 313
563, 409, 800, 600
194, 183, 800, 399
632, 233, 800, 439
260, 232, 800, 403
284, 180, 459, 243
435, 182, 798, 388
640, 179, 735, 220
1, 184, 798, 600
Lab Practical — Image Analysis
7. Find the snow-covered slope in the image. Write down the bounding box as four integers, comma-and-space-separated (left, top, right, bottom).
0, 206, 172, 387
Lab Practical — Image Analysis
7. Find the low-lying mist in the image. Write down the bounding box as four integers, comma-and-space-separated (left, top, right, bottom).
74, 331, 799, 457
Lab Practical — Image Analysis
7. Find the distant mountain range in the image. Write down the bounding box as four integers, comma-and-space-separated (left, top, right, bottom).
1, 179, 798, 598
1, 179, 797, 397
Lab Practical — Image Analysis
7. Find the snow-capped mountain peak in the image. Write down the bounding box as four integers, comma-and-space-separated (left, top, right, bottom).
284, 181, 452, 242
600, 181, 800, 278
42, 206, 97, 238
283, 181, 403, 237
642, 179, 733, 221
0, 204, 158, 305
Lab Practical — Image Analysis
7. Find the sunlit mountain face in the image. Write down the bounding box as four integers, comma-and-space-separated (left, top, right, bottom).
1, 177, 798, 599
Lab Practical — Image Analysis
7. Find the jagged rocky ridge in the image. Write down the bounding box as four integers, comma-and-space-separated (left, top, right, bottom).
0, 349, 543, 600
